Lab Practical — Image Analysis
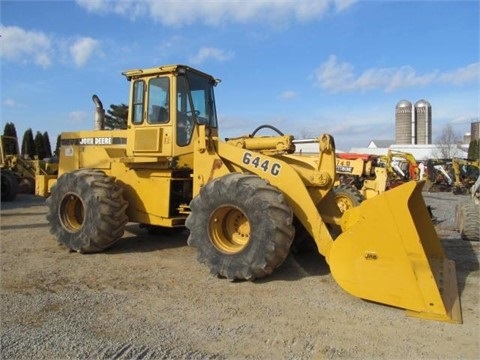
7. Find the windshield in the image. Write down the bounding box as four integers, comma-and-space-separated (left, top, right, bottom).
183, 71, 218, 128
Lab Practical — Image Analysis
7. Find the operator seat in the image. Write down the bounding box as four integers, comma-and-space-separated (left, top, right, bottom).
151, 105, 168, 123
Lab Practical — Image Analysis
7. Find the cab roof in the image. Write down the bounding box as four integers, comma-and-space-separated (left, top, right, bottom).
121, 64, 215, 81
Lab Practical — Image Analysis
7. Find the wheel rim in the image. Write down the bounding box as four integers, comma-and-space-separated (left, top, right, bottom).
209, 206, 250, 254
59, 192, 85, 232
335, 195, 354, 213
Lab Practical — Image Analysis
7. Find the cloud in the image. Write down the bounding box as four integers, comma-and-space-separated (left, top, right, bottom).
437, 62, 480, 86
68, 110, 89, 124
0, 25, 102, 68
0, 25, 52, 67
70, 37, 100, 67
334, 0, 357, 12
189, 47, 234, 64
76, 0, 146, 18
75, 0, 109, 12
313, 55, 480, 93
76, 0, 357, 27
278, 91, 296, 100
3, 98, 26, 108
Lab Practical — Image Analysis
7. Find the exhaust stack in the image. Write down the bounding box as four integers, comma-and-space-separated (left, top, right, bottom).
92, 94, 105, 130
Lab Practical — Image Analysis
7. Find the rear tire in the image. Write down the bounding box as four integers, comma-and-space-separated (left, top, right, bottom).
186, 173, 294, 280
46, 169, 128, 253
1, 171, 18, 202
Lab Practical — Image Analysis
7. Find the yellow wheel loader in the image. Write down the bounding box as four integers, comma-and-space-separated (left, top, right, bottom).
36, 64, 462, 323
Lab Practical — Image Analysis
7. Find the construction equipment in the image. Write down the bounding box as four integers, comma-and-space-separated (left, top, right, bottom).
0, 136, 19, 201
36, 64, 461, 323
334, 150, 418, 200
335, 152, 388, 200
0, 135, 58, 201
425, 158, 479, 195
426, 159, 454, 192
451, 158, 480, 195
379, 149, 419, 186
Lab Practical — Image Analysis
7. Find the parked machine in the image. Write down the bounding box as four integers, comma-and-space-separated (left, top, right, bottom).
0, 136, 19, 201
451, 158, 480, 195
0, 135, 57, 201
335, 152, 388, 200
426, 159, 454, 192
334, 150, 417, 201
36, 64, 461, 323
379, 149, 419, 186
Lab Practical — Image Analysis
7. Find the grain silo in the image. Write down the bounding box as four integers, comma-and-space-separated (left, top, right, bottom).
471, 121, 480, 140
395, 100, 413, 144
414, 99, 432, 144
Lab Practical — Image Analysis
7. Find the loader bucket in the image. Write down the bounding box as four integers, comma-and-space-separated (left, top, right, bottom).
327, 181, 462, 323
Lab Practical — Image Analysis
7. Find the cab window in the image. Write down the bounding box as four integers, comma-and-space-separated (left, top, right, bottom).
175, 71, 219, 146
176, 76, 193, 146
187, 72, 218, 128
147, 77, 170, 124
132, 80, 145, 124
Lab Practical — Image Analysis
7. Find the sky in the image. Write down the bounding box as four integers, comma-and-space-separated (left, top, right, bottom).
1, 0, 479, 151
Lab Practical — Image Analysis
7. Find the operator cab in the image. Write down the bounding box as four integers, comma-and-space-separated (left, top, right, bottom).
123, 65, 219, 160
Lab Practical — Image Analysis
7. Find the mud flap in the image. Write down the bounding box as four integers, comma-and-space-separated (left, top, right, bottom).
327, 181, 462, 323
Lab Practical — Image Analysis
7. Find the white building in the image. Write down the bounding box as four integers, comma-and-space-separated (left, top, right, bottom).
294, 140, 468, 160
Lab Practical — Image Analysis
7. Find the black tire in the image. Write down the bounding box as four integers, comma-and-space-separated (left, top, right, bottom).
332, 184, 364, 213
1, 170, 19, 202
186, 173, 294, 280
19, 177, 35, 194
46, 169, 128, 253
457, 202, 480, 241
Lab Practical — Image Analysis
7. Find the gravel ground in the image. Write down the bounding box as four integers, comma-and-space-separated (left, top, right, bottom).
1, 191, 479, 359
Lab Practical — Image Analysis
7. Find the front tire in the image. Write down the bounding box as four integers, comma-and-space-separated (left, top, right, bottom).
1, 171, 18, 202
46, 169, 128, 253
186, 173, 294, 280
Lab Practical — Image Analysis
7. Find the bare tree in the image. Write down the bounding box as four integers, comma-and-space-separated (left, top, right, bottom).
297, 129, 316, 139
431, 124, 462, 159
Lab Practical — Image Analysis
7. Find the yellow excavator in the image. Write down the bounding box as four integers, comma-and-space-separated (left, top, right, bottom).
380, 149, 419, 186
36, 64, 462, 323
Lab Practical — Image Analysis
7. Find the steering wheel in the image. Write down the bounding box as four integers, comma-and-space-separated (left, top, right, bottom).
251, 124, 284, 137
186, 110, 200, 118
